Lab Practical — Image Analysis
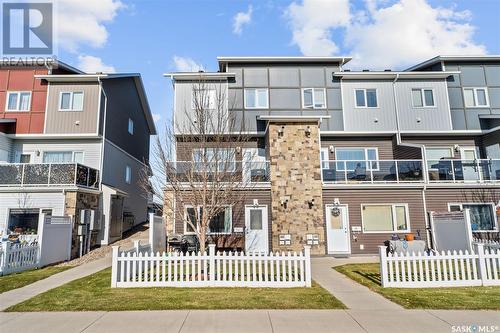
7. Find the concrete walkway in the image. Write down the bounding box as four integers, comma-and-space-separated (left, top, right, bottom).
1, 309, 499, 333
0, 257, 111, 311
312, 256, 403, 310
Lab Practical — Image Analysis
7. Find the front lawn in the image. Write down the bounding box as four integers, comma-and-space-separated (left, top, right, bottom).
6, 268, 345, 311
0, 266, 72, 294
335, 263, 500, 310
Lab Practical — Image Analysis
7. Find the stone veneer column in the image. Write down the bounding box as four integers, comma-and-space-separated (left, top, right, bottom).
268, 122, 325, 255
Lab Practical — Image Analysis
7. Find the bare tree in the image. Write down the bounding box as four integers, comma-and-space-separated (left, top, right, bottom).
143, 79, 260, 252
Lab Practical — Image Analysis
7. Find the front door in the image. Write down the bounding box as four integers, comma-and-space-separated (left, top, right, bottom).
245, 205, 268, 253
326, 205, 350, 254
460, 147, 480, 181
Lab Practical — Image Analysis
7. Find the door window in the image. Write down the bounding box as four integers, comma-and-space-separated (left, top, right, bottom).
249, 209, 263, 230
329, 210, 343, 229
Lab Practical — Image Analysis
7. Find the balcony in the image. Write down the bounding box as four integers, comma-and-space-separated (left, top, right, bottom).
0, 163, 99, 189
322, 160, 424, 184
427, 159, 500, 183
166, 161, 270, 183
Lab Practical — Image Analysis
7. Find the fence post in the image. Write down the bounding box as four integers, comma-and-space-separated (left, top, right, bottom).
209, 244, 216, 287
378, 246, 388, 287
133, 240, 141, 253
0, 242, 8, 275
304, 246, 311, 287
475, 243, 487, 286
111, 246, 120, 288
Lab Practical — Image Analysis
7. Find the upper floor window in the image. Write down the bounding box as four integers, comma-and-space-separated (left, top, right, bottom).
355, 89, 377, 108
302, 88, 326, 109
6, 91, 31, 111
244, 88, 268, 109
128, 118, 134, 135
192, 148, 236, 172
463, 88, 489, 107
412, 89, 435, 107
335, 147, 379, 171
43, 151, 84, 163
59, 91, 84, 111
192, 88, 216, 110
425, 147, 453, 160
125, 165, 131, 184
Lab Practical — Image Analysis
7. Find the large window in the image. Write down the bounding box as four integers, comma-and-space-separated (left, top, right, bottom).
6, 91, 31, 111
192, 148, 236, 171
355, 89, 377, 108
302, 88, 326, 109
425, 147, 453, 160
192, 88, 216, 110
412, 89, 435, 107
463, 88, 489, 107
59, 91, 84, 111
184, 205, 232, 234
8, 209, 40, 234
362, 204, 410, 233
449, 203, 497, 231
43, 151, 84, 163
335, 147, 379, 171
244, 88, 268, 109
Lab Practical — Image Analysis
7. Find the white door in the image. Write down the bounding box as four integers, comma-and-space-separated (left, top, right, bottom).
245, 205, 268, 253
326, 205, 350, 254
460, 147, 480, 181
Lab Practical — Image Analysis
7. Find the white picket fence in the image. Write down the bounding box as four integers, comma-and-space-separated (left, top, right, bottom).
111, 244, 311, 288
0, 242, 40, 276
473, 238, 500, 249
379, 244, 500, 288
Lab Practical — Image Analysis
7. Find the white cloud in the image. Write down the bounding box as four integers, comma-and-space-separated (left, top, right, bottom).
56, 0, 125, 52
77, 55, 116, 73
172, 56, 204, 72
233, 5, 253, 35
152, 113, 162, 123
285, 0, 351, 56
284, 0, 486, 68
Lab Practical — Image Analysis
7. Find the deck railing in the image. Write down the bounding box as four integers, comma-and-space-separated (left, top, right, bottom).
427, 159, 500, 183
0, 163, 99, 189
166, 161, 270, 183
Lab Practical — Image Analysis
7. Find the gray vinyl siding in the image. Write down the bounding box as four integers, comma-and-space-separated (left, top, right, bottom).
322, 189, 427, 255
10, 139, 102, 168
341, 80, 397, 131
102, 141, 148, 226
102, 77, 151, 162
44, 82, 100, 134
226, 64, 343, 132
395, 79, 452, 131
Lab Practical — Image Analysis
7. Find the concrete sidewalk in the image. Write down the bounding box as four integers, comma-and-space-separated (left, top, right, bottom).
1, 309, 499, 333
311, 256, 403, 310
0, 257, 111, 311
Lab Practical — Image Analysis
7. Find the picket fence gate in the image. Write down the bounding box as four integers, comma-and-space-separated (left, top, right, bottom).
0, 242, 40, 276
379, 244, 500, 288
111, 244, 311, 288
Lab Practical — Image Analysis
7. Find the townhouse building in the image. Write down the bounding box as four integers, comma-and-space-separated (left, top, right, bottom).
166, 55, 499, 256
0, 59, 156, 258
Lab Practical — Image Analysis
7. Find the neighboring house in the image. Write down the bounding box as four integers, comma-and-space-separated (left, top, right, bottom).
0, 59, 156, 258
166, 55, 499, 256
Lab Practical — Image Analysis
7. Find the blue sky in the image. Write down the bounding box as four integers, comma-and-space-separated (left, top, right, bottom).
53, 0, 500, 128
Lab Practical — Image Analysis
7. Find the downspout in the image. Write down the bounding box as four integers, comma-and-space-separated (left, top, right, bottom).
391, 73, 431, 248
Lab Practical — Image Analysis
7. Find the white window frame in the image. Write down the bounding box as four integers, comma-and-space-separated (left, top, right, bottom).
463, 87, 489, 108
302, 88, 327, 109
42, 151, 85, 164
447, 202, 498, 232
244, 88, 269, 109
125, 165, 131, 184
183, 205, 233, 235
335, 147, 379, 171
361, 203, 411, 234
59, 91, 84, 111
128, 118, 134, 135
411, 88, 436, 108
354, 88, 378, 108
5, 91, 31, 112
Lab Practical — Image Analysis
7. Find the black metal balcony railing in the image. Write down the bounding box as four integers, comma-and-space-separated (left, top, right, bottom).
0, 163, 99, 189
166, 161, 270, 183
321, 160, 424, 183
